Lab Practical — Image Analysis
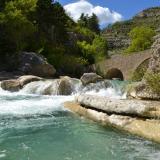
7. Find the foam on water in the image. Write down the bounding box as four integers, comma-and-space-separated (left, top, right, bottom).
0, 87, 74, 116
0, 80, 127, 117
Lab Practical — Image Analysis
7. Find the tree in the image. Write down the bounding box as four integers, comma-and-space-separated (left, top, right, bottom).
77, 13, 100, 34
77, 36, 107, 64
36, 0, 68, 44
0, 0, 37, 53
87, 13, 100, 34
77, 13, 88, 28
126, 26, 156, 53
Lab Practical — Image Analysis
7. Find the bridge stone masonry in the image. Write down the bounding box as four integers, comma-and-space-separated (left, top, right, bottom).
93, 50, 152, 80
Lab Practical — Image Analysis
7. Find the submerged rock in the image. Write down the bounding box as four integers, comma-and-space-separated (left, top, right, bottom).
80, 73, 103, 85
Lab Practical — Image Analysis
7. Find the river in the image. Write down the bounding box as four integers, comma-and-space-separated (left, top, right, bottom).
0, 80, 160, 160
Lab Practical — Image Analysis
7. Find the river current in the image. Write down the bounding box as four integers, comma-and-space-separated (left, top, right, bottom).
0, 80, 160, 160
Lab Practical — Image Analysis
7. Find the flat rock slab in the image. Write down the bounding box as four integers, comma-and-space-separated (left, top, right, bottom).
64, 102, 160, 143
76, 94, 160, 119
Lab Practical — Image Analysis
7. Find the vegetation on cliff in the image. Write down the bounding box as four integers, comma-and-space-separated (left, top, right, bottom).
125, 26, 155, 53
102, 7, 160, 53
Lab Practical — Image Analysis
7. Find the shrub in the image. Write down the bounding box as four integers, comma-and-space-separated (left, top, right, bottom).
77, 35, 108, 64
125, 26, 155, 53
144, 72, 160, 94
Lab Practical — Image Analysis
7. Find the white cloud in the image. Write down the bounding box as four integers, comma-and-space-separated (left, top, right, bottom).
64, 0, 123, 26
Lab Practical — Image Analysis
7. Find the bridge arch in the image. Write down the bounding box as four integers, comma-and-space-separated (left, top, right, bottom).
106, 68, 124, 80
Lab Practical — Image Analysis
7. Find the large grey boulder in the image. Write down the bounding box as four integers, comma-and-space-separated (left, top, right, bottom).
80, 73, 102, 85
1, 75, 42, 92
18, 52, 56, 77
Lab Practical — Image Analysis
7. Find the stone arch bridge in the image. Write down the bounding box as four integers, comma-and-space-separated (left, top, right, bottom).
94, 50, 152, 80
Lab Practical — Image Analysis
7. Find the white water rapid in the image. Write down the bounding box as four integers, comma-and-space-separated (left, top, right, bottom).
0, 79, 128, 117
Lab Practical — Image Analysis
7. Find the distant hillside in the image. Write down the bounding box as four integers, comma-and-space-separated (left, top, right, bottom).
102, 7, 160, 53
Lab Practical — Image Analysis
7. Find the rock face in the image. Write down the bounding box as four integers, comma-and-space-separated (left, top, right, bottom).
18, 52, 56, 77
76, 94, 160, 119
127, 82, 160, 100
127, 35, 160, 100
147, 35, 160, 74
80, 73, 102, 85
1, 75, 42, 92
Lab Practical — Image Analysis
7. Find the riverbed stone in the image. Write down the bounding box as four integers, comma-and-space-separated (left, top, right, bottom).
80, 73, 103, 85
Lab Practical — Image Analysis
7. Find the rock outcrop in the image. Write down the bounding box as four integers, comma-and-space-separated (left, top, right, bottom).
127, 82, 160, 100
18, 52, 56, 77
127, 34, 160, 100
80, 73, 102, 85
76, 94, 160, 119
64, 102, 160, 144
1, 75, 42, 92
147, 35, 160, 74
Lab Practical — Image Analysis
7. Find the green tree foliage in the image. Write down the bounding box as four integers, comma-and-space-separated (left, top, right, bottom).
36, 0, 69, 44
77, 36, 107, 64
78, 13, 100, 34
0, 0, 107, 76
87, 13, 100, 34
0, 0, 37, 54
126, 26, 155, 53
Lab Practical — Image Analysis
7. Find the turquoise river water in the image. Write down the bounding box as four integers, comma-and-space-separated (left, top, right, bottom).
0, 80, 160, 160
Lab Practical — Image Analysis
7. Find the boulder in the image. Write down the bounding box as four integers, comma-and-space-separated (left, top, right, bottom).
58, 77, 73, 95
76, 94, 160, 119
58, 76, 81, 95
1, 75, 42, 92
18, 52, 56, 77
80, 73, 102, 85
18, 75, 42, 86
1, 79, 21, 92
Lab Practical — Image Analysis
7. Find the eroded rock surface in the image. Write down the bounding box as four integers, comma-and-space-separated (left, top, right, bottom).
64, 101, 160, 143
76, 94, 160, 118
80, 73, 102, 85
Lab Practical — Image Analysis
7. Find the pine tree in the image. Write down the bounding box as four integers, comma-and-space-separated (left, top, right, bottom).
87, 13, 100, 34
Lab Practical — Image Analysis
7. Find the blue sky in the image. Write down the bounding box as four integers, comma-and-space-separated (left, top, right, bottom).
59, 0, 160, 21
